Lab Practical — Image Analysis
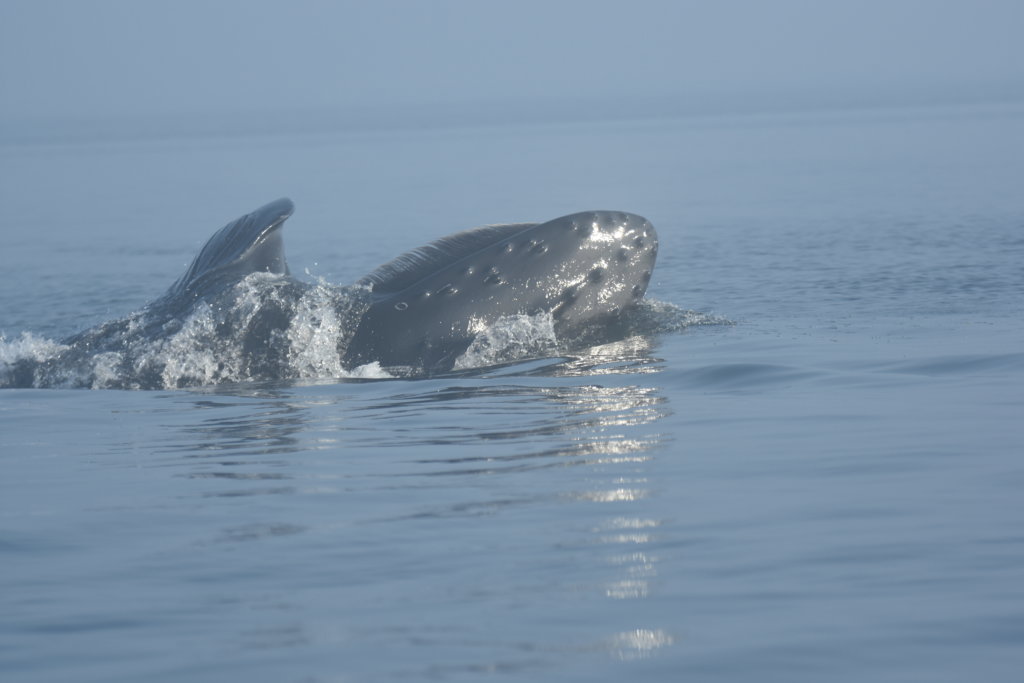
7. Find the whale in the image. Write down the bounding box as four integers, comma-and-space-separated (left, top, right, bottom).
4, 198, 658, 388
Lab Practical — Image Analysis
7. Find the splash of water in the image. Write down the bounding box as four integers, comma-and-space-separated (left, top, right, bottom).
1, 287, 727, 390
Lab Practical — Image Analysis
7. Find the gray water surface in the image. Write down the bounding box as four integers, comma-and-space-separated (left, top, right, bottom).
2, 102, 1023, 682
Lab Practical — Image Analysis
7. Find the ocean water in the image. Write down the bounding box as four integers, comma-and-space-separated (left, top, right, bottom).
2, 102, 1023, 681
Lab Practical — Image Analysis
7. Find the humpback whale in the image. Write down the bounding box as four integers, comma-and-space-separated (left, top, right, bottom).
4, 199, 658, 388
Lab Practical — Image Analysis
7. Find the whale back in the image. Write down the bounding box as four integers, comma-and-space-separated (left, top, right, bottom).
357, 223, 538, 293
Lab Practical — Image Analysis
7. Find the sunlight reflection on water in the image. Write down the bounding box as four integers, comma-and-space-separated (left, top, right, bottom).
122, 375, 680, 673
607, 629, 676, 660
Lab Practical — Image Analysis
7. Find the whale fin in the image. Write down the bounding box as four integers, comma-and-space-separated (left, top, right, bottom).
358, 222, 538, 294
167, 198, 294, 299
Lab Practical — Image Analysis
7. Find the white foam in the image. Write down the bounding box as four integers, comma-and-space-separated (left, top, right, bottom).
89, 352, 125, 389
454, 311, 558, 370
0, 331, 66, 365
129, 301, 235, 388
287, 282, 346, 379
346, 361, 394, 379
4, 283, 720, 389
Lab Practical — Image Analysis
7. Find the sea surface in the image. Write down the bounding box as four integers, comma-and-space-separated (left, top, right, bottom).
2, 101, 1023, 682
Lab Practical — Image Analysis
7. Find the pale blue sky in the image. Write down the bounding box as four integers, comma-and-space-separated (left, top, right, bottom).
1, 0, 1022, 124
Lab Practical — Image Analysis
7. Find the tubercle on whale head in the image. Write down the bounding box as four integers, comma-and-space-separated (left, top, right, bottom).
544, 211, 658, 324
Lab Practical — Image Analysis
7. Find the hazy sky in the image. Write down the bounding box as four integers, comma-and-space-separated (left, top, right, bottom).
1, 0, 1022, 123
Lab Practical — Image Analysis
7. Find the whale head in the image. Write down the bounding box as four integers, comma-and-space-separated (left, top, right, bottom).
342, 211, 658, 372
